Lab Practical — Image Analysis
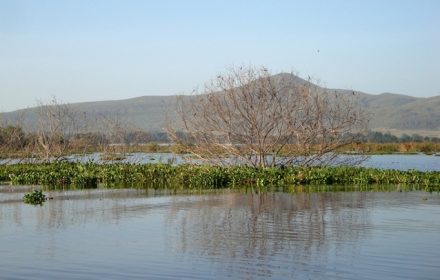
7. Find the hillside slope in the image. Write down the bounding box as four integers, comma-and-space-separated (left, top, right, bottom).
2, 74, 439, 133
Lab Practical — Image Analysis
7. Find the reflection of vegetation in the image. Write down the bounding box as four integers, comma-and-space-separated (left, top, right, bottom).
1, 162, 439, 191
23, 190, 46, 205
165, 192, 370, 278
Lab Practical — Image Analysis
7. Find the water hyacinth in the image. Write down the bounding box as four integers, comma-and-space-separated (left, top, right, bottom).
1, 162, 439, 192
23, 190, 46, 206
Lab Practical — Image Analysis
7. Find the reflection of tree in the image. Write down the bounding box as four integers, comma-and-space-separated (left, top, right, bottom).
1, 189, 372, 278
166, 192, 370, 278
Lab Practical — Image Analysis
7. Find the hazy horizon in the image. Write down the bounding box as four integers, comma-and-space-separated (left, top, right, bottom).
1, 0, 439, 112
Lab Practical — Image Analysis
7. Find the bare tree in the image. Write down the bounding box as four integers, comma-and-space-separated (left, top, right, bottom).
168, 66, 368, 167
96, 110, 136, 160
35, 97, 80, 161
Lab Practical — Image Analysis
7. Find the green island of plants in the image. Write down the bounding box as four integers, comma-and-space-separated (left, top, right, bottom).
1, 162, 439, 192
23, 189, 47, 206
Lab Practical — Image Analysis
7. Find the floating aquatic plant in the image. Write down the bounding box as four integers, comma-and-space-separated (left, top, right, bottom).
1, 162, 439, 191
23, 190, 47, 206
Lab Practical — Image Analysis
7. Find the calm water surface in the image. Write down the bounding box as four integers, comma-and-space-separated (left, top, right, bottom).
360, 154, 440, 171
1, 187, 439, 279
1, 153, 439, 171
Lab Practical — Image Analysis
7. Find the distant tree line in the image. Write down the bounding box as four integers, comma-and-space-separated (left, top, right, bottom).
2, 123, 439, 161
364, 131, 440, 143
0, 125, 170, 156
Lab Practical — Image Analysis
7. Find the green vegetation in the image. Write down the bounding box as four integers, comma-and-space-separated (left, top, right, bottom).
1, 162, 439, 192
23, 190, 46, 205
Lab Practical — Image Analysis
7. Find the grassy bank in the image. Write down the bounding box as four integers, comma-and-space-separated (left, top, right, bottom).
1, 162, 439, 191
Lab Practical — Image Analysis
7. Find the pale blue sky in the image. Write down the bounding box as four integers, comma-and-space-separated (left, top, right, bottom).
0, 0, 439, 112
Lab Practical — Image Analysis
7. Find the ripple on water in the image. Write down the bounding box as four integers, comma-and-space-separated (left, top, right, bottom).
0, 190, 439, 279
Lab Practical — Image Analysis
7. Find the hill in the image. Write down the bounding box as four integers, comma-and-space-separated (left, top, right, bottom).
1, 74, 440, 135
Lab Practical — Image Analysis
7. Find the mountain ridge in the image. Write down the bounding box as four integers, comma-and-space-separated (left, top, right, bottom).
2, 73, 439, 135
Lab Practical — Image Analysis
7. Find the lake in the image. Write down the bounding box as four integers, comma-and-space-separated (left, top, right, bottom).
1, 187, 439, 279
1, 153, 439, 171
360, 154, 440, 171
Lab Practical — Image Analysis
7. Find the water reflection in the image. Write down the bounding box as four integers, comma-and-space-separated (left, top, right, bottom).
0, 188, 170, 231
164, 192, 371, 278
0, 189, 439, 279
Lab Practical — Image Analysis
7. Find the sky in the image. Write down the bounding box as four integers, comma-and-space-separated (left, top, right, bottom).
0, 0, 439, 112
